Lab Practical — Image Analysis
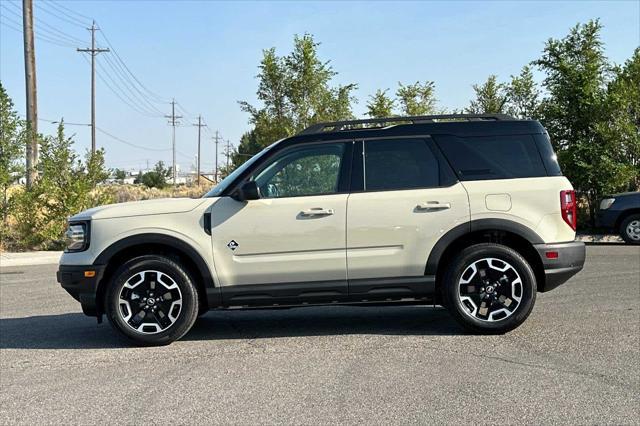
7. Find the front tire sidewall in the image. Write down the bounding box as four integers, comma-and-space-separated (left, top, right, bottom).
106, 255, 199, 346
443, 244, 537, 334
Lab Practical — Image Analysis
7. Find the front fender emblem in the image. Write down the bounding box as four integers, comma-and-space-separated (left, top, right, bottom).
227, 240, 239, 251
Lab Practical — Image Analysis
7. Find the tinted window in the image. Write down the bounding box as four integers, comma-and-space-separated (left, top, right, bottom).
253, 144, 345, 198
534, 133, 562, 176
364, 139, 440, 191
436, 135, 546, 180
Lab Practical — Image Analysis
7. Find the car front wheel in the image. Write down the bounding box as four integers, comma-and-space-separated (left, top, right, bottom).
619, 214, 640, 245
442, 243, 537, 334
105, 255, 199, 346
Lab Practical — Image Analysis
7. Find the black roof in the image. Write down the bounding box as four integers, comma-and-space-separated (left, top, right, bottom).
289, 114, 546, 144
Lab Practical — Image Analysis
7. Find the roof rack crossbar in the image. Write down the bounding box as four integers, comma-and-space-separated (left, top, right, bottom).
298, 114, 515, 135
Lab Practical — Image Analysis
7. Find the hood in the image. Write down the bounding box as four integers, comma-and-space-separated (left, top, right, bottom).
71, 197, 211, 220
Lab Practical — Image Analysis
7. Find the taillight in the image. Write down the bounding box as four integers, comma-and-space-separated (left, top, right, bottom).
560, 190, 577, 231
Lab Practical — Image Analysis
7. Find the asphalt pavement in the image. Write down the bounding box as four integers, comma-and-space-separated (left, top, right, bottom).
1, 245, 639, 424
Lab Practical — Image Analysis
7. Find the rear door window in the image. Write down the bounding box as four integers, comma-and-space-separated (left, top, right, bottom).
363, 139, 441, 191
435, 134, 546, 180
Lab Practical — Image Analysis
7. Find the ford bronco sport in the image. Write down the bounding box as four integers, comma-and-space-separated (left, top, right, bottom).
57, 114, 586, 345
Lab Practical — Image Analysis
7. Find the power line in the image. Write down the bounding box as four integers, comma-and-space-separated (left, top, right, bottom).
41, 0, 92, 25
2, 1, 84, 45
82, 55, 162, 118
0, 6, 76, 47
98, 27, 168, 103
96, 127, 171, 152
0, 17, 72, 48
33, 0, 88, 28
100, 53, 165, 115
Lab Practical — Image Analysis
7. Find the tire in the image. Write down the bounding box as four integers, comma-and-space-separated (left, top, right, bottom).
619, 214, 640, 245
441, 243, 537, 334
105, 255, 199, 346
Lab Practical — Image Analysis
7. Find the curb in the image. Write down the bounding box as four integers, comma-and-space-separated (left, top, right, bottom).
575, 234, 624, 244
0, 251, 63, 268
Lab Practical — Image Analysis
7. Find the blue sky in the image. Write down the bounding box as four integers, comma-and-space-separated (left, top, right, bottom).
1, 0, 639, 172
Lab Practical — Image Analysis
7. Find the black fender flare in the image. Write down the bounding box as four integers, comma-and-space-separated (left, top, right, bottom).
425, 218, 544, 275
94, 233, 220, 306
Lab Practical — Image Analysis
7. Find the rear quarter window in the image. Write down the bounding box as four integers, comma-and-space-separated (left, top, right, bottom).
435, 134, 547, 181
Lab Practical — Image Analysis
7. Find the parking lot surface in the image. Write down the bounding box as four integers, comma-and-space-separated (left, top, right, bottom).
1, 245, 639, 424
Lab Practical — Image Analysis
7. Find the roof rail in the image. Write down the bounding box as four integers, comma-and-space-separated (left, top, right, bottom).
298, 114, 515, 135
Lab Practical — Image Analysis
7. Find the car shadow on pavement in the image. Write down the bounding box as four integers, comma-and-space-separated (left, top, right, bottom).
0, 305, 462, 350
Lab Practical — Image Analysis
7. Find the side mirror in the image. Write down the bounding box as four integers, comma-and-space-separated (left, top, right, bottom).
233, 181, 261, 201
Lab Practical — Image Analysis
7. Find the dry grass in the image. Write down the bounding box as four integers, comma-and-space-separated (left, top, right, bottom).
104, 183, 214, 203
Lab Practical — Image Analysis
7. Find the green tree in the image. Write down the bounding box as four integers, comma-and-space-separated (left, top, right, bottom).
466, 75, 508, 114
396, 81, 438, 116
12, 122, 110, 248
139, 161, 170, 189
366, 89, 395, 118
236, 34, 357, 170
604, 48, 640, 190
535, 20, 637, 226
112, 168, 127, 181
506, 66, 540, 119
0, 83, 24, 228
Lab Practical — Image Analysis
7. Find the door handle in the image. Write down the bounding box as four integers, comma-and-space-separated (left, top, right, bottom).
300, 208, 335, 217
416, 201, 451, 211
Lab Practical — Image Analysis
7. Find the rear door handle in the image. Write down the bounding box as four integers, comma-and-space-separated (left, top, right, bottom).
416, 201, 451, 211
300, 208, 335, 217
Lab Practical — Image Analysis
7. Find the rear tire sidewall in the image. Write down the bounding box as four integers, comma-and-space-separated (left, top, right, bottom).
442, 243, 537, 334
619, 214, 640, 245
105, 255, 199, 346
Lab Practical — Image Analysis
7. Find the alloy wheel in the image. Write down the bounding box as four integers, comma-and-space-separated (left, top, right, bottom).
457, 258, 523, 322
118, 270, 183, 334
626, 220, 640, 241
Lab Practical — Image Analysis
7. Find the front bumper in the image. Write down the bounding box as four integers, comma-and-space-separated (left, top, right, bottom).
534, 241, 586, 292
57, 264, 106, 316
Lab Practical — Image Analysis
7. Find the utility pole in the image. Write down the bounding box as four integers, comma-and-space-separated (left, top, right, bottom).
77, 21, 109, 154
213, 131, 221, 183
192, 115, 206, 185
164, 99, 182, 187
22, 0, 38, 188
226, 139, 231, 169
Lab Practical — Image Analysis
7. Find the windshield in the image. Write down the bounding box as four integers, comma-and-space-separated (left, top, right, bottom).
203, 142, 278, 197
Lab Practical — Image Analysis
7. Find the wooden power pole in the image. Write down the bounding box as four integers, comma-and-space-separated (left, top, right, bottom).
22, 0, 38, 188
164, 100, 182, 187
192, 115, 206, 185
213, 131, 220, 183
77, 21, 109, 154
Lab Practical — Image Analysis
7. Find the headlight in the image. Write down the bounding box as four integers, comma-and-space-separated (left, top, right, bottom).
599, 198, 615, 210
64, 222, 89, 252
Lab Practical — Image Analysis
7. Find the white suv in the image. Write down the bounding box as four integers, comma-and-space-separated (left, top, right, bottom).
57, 114, 586, 345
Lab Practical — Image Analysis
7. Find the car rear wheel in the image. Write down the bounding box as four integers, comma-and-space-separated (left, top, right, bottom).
105, 255, 199, 346
442, 243, 537, 334
619, 214, 640, 245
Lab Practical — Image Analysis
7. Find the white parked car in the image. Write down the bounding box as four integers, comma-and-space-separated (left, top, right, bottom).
58, 114, 586, 345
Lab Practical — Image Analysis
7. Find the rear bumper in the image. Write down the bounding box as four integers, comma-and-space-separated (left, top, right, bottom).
534, 241, 585, 292
57, 264, 105, 316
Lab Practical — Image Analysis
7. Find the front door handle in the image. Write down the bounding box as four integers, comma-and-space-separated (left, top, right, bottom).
300, 208, 335, 217
416, 201, 451, 211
